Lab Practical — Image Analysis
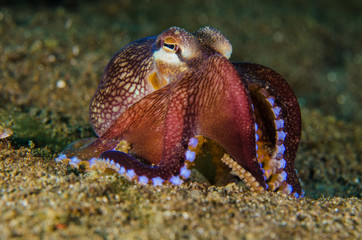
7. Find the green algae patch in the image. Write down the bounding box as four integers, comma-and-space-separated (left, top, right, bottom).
0, 106, 94, 154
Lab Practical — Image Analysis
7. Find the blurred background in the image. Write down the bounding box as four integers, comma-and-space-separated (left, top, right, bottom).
1, 0, 361, 122
0, 0, 360, 197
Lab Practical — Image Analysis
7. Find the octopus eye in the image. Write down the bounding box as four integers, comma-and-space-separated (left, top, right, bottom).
162, 37, 179, 52
163, 43, 177, 51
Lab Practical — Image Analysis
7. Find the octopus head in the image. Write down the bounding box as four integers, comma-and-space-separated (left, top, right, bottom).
152, 27, 205, 84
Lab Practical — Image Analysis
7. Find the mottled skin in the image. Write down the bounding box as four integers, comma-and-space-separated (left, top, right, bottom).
61, 26, 302, 196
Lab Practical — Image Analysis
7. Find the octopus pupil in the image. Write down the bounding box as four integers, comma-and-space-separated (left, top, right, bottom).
164, 43, 176, 50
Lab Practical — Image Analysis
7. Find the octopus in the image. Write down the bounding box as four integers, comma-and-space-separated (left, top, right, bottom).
57, 26, 303, 197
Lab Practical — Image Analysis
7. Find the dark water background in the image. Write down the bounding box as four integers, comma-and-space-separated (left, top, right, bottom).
1, 0, 361, 122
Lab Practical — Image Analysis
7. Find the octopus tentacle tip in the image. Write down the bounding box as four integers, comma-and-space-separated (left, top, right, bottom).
58, 26, 303, 197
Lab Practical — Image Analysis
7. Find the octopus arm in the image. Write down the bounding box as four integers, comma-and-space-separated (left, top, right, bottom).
193, 55, 266, 188
232, 62, 303, 195
61, 81, 194, 182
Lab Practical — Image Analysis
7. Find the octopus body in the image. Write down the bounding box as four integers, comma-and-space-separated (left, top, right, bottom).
57, 26, 303, 197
